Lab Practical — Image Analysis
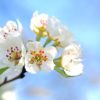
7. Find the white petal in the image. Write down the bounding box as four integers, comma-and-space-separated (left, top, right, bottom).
61, 55, 71, 67
25, 63, 40, 74
6, 20, 17, 31
63, 43, 81, 59
58, 27, 74, 47
47, 16, 61, 37
17, 19, 23, 33
44, 46, 57, 58
30, 24, 39, 33
64, 59, 83, 76
3, 26, 9, 33
26, 41, 42, 51
41, 61, 55, 72
18, 43, 26, 67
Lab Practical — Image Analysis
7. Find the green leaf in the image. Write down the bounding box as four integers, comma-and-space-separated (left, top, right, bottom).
54, 66, 70, 78
0, 67, 9, 75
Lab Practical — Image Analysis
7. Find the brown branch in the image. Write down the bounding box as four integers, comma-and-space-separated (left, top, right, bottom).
0, 66, 26, 87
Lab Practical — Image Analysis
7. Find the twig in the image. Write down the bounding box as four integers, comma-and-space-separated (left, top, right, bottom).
0, 66, 26, 87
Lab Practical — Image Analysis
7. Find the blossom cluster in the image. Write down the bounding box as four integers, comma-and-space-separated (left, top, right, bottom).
0, 11, 83, 80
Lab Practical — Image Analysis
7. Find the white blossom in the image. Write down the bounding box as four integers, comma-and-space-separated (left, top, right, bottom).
61, 43, 83, 76
25, 41, 57, 73
30, 11, 48, 36
0, 21, 25, 80
47, 16, 73, 47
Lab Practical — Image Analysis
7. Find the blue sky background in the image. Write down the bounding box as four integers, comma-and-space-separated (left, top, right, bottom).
0, 0, 100, 100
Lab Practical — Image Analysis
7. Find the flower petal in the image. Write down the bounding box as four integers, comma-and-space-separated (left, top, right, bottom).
63, 43, 81, 59
44, 46, 57, 58
41, 61, 55, 72
26, 41, 42, 51
47, 16, 61, 38
61, 55, 71, 68
64, 59, 83, 76
25, 63, 40, 74
6, 20, 17, 32
17, 19, 23, 33
18, 43, 26, 66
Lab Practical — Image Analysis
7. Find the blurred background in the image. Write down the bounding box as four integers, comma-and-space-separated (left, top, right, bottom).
0, 0, 100, 100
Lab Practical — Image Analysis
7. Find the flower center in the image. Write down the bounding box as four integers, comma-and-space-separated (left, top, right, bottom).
6, 46, 22, 65
29, 50, 48, 66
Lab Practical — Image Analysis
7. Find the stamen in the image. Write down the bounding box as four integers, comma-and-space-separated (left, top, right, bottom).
9, 53, 11, 55
6, 46, 22, 66
6, 55, 8, 57
3, 35, 6, 37
29, 49, 48, 66
7, 49, 9, 52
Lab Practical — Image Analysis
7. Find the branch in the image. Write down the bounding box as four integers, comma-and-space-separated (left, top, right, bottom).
0, 66, 26, 87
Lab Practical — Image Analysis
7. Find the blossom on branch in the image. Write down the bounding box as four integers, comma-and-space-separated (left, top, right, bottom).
30, 11, 48, 36
25, 41, 57, 73
46, 16, 73, 47
0, 20, 26, 81
61, 43, 83, 76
